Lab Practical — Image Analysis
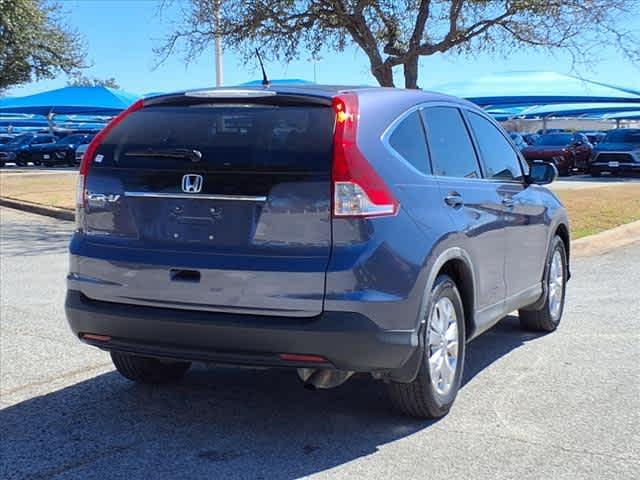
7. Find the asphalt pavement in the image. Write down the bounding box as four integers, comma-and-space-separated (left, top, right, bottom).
1, 207, 638, 480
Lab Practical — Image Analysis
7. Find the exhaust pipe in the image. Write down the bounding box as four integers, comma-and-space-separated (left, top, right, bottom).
297, 368, 354, 390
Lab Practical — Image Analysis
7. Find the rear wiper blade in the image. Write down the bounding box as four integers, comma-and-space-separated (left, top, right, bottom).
125, 148, 202, 162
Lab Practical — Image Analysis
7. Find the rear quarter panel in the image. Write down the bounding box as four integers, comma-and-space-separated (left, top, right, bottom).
324, 92, 470, 332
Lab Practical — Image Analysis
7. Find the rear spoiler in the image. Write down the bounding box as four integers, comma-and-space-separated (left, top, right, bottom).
143, 89, 334, 108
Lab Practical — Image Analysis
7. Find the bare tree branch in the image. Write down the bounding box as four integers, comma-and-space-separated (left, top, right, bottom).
153, 0, 639, 89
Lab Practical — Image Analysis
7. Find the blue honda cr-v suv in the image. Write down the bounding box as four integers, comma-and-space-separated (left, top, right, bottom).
65, 85, 569, 418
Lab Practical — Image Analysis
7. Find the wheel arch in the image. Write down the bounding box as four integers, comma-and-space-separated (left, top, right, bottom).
421, 247, 476, 339
437, 258, 475, 341
554, 222, 570, 268
388, 247, 476, 384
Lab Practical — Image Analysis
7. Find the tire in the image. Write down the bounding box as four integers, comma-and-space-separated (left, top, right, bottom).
111, 351, 191, 384
388, 275, 466, 418
519, 236, 568, 332
43, 162, 53, 168
16, 161, 26, 167
558, 165, 571, 177
590, 169, 601, 177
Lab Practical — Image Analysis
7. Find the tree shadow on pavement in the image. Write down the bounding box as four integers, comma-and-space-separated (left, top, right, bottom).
1, 315, 543, 480
0, 212, 72, 257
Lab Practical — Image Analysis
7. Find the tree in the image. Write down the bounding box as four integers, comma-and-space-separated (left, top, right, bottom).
155, 0, 639, 89
0, 0, 85, 92
67, 73, 120, 89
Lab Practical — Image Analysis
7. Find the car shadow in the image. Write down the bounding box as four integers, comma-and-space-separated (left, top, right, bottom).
1, 316, 544, 479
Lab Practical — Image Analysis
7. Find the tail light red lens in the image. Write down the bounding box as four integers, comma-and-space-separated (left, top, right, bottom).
331, 94, 398, 218
76, 99, 145, 209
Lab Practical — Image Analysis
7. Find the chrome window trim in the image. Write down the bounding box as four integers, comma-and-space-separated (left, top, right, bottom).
123, 192, 267, 202
380, 100, 528, 184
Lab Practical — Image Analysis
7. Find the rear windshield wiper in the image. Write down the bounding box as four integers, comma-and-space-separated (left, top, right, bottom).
124, 148, 202, 162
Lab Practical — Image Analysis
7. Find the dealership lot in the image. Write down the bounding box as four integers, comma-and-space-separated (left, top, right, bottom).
1, 206, 639, 480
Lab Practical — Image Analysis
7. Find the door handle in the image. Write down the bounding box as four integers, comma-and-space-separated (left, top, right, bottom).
444, 194, 464, 208
502, 197, 515, 208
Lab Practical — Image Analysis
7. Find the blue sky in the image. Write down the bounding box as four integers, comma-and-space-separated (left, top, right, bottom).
9, 0, 640, 97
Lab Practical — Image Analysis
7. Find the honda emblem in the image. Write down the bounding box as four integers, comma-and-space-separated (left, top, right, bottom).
181, 174, 203, 193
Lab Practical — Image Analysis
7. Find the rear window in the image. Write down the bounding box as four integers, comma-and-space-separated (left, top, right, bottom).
96, 105, 334, 172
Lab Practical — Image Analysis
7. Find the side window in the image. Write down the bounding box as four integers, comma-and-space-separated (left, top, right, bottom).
467, 112, 524, 181
388, 110, 430, 174
420, 107, 480, 179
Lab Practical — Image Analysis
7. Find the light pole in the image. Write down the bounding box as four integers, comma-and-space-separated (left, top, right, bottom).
214, 0, 223, 86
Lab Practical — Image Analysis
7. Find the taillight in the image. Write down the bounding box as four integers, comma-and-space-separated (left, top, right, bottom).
77, 98, 145, 210
331, 94, 398, 217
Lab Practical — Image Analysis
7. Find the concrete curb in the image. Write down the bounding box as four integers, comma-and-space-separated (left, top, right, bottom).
572, 220, 640, 258
0, 197, 74, 222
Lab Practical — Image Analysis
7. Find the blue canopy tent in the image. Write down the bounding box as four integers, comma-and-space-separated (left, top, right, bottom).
600, 111, 640, 121
434, 71, 640, 108
0, 86, 139, 116
488, 102, 640, 121
0, 86, 139, 134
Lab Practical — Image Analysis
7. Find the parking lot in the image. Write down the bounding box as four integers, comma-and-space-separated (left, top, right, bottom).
1, 206, 638, 480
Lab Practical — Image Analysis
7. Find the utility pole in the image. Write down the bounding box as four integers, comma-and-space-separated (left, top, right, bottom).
214, 0, 223, 86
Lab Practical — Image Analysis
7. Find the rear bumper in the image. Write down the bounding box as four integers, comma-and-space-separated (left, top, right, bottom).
65, 290, 418, 372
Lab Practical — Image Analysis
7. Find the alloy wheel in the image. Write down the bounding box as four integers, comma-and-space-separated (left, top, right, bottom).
427, 297, 459, 396
548, 249, 564, 322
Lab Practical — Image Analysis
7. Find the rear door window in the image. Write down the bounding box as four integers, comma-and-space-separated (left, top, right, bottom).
97, 105, 334, 172
467, 112, 524, 181
388, 110, 430, 174
420, 107, 480, 179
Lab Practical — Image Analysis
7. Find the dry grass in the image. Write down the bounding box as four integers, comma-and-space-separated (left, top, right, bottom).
556, 184, 640, 239
1, 171, 639, 239
0, 172, 76, 210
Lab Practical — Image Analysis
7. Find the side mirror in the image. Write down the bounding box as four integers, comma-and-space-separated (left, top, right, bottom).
527, 161, 557, 185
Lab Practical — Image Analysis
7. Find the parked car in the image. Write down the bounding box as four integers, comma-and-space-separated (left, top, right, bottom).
537, 128, 569, 135
589, 128, 640, 177
74, 143, 89, 166
580, 131, 606, 146
0, 133, 59, 166
31, 133, 95, 167
522, 132, 593, 175
509, 132, 528, 151
66, 86, 569, 419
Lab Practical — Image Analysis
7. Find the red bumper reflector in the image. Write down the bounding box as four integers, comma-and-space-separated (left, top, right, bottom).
279, 353, 328, 363
82, 333, 111, 342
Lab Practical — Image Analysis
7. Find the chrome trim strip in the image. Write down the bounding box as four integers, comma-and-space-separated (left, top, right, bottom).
380, 100, 527, 184
123, 192, 267, 202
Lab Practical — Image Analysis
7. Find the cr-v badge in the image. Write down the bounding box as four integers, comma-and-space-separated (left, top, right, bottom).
182, 174, 203, 193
